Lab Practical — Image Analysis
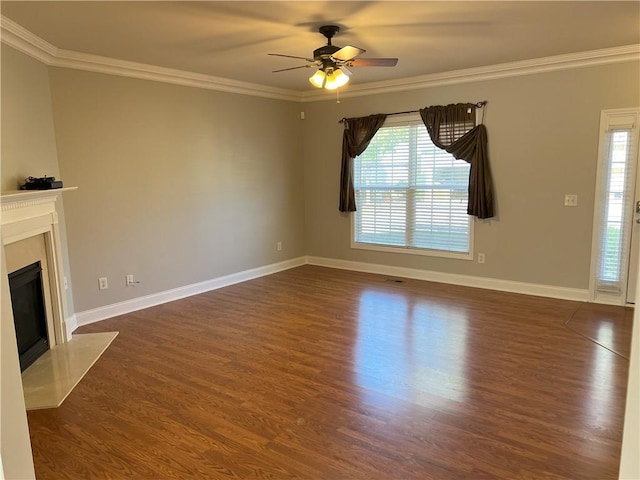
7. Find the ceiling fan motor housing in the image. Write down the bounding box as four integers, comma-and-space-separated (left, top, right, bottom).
313, 44, 341, 61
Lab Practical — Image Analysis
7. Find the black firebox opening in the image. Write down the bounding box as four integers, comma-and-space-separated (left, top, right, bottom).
9, 261, 49, 372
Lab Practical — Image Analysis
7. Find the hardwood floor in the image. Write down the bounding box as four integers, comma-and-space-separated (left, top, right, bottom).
26, 266, 633, 479
565, 302, 634, 359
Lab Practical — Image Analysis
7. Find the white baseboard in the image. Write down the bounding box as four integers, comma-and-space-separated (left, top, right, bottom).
75, 256, 307, 328
306, 256, 590, 302
74, 254, 590, 329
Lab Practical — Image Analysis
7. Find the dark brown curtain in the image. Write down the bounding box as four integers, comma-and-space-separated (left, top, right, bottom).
420, 104, 495, 219
339, 114, 387, 212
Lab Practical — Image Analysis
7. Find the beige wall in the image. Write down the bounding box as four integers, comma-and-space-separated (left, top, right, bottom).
48, 68, 306, 312
1, 44, 60, 192
1, 44, 75, 317
302, 62, 640, 289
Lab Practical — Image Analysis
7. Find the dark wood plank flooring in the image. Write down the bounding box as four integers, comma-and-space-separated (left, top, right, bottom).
565, 302, 634, 359
26, 266, 633, 479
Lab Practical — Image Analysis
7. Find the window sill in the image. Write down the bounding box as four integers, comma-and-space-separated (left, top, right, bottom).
351, 241, 473, 260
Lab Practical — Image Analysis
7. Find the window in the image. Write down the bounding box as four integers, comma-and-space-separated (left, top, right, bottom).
352, 116, 473, 259
591, 108, 640, 303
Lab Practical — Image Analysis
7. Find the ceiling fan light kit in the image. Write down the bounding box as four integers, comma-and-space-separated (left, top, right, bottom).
309, 66, 350, 89
270, 25, 398, 90
308, 69, 326, 88
325, 68, 350, 89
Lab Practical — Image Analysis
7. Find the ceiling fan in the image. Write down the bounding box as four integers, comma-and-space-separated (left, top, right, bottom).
269, 25, 398, 90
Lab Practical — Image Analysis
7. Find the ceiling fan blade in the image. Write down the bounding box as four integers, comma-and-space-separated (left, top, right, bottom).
350, 58, 399, 67
272, 65, 314, 73
268, 53, 315, 63
332, 45, 366, 61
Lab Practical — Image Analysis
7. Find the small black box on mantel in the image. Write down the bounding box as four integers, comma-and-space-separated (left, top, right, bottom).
20, 176, 63, 190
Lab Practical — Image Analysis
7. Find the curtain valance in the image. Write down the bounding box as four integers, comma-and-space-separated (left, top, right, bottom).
420, 103, 495, 219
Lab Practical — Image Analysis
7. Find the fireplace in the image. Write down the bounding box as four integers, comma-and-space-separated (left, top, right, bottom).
1, 187, 77, 356
9, 261, 49, 371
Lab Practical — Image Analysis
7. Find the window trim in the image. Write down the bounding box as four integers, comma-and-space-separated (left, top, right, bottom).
350, 114, 475, 261
589, 107, 640, 305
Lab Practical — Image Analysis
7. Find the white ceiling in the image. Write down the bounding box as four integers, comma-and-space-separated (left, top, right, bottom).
1, 1, 639, 92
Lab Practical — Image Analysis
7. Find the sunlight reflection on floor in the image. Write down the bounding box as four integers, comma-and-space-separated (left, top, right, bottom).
354, 288, 469, 407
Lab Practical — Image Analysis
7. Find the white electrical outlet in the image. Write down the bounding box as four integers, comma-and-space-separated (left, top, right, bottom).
98, 277, 108, 290
478, 253, 486, 264
564, 194, 578, 207
277, 241, 282, 251
126, 274, 134, 286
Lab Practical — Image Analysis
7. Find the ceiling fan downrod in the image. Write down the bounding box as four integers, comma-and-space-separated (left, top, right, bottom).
318, 25, 340, 45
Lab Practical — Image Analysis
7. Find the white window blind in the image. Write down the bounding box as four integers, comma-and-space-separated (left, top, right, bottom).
593, 122, 638, 296
353, 118, 472, 257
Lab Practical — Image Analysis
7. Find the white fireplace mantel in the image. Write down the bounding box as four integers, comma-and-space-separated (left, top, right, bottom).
1, 187, 77, 342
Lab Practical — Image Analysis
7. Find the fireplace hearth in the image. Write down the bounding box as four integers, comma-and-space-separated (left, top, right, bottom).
9, 261, 49, 371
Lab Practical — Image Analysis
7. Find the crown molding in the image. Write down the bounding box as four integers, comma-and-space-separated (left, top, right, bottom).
300, 44, 640, 102
2, 15, 639, 103
0, 15, 56, 64
0, 15, 303, 102
51, 48, 304, 102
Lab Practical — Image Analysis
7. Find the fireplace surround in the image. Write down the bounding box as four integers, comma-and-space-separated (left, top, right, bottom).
1, 188, 76, 350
